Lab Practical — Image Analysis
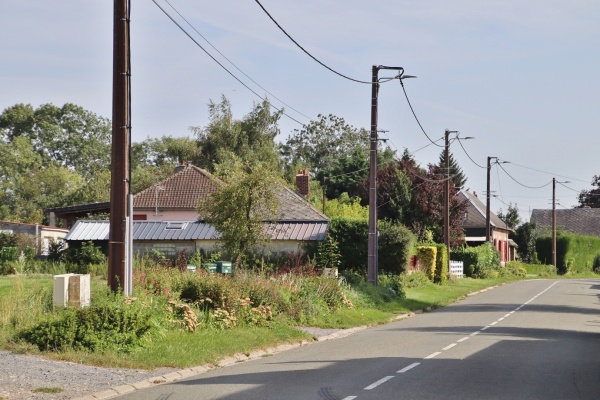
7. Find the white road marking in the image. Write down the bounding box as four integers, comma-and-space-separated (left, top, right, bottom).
442, 343, 457, 351
490, 321, 498, 326
397, 362, 421, 373
424, 352, 441, 359
457, 336, 470, 342
342, 397, 357, 400
470, 331, 480, 336
364, 376, 395, 390
481, 326, 490, 331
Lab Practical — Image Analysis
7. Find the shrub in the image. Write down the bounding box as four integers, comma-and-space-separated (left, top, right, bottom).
433, 244, 448, 285
593, 255, 600, 274
377, 274, 407, 299
19, 298, 154, 352
415, 246, 436, 281
524, 263, 556, 277
397, 271, 432, 289
502, 261, 527, 278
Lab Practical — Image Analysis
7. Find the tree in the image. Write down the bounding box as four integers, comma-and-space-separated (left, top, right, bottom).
191, 96, 282, 172
0, 103, 111, 178
438, 150, 467, 189
280, 114, 369, 174
514, 222, 539, 263
197, 158, 280, 267
578, 175, 600, 208
497, 203, 521, 230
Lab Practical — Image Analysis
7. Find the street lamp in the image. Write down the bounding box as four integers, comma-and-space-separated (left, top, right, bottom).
486, 157, 509, 243
368, 65, 415, 286
552, 178, 570, 269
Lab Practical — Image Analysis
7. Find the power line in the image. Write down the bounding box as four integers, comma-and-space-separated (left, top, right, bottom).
151, 0, 305, 126
162, 0, 312, 122
253, 0, 371, 84
398, 79, 444, 148
497, 163, 552, 189
507, 161, 589, 184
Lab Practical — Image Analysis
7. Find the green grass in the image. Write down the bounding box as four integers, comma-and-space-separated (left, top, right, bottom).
33, 387, 63, 393
1, 271, 595, 371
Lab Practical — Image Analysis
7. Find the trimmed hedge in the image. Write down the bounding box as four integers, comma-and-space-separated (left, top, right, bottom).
415, 246, 436, 281
328, 217, 416, 275
433, 243, 448, 284
536, 233, 600, 274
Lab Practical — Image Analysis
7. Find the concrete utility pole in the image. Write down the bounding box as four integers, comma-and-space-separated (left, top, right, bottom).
108, 0, 130, 292
368, 65, 411, 286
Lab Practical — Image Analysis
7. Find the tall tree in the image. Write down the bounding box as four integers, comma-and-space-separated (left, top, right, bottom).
191, 96, 282, 171
197, 157, 280, 267
497, 203, 521, 230
280, 114, 369, 174
438, 150, 467, 189
578, 175, 600, 208
0, 103, 111, 177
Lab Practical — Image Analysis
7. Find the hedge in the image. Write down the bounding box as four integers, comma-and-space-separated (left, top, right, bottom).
536, 232, 600, 274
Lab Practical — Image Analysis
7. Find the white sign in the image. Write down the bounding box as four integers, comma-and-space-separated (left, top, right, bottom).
450, 261, 464, 278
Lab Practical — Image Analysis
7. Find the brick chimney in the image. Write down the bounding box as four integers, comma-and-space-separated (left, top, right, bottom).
296, 169, 309, 197
175, 161, 188, 172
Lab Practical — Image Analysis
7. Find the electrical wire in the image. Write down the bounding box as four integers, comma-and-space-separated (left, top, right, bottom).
253, 0, 371, 84
506, 161, 589, 184
398, 79, 444, 148
497, 163, 552, 189
151, 0, 305, 126
455, 136, 486, 169
163, 0, 312, 122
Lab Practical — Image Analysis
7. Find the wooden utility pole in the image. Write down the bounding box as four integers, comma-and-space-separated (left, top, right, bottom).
552, 177, 557, 268
486, 156, 493, 243
108, 0, 130, 292
443, 130, 450, 251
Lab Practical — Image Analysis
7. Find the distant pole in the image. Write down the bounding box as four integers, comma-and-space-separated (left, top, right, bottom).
444, 130, 450, 251
486, 157, 492, 243
108, 0, 130, 292
552, 177, 557, 268
368, 65, 379, 286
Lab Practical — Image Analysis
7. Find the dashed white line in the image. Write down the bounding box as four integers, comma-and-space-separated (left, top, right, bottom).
342, 397, 357, 400
442, 343, 457, 351
481, 326, 490, 331
364, 376, 395, 390
490, 321, 498, 326
397, 362, 420, 373
470, 331, 480, 336
457, 336, 470, 342
424, 352, 441, 359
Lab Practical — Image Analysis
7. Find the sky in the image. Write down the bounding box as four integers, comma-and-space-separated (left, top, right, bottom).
2, 0, 599, 221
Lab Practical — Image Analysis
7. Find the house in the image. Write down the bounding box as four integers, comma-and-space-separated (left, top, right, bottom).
456, 191, 517, 263
55, 165, 327, 257
530, 208, 600, 237
0, 220, 69, 256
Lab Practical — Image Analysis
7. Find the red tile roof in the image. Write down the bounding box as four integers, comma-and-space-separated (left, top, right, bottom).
133, 165, 220, 210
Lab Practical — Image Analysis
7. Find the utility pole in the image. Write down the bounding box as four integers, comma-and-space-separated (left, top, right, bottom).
108, 0, 130, 292
368, 65, 411, 286
443, 130, 450, 253
486, 157, 492, 243
552, 177, 557, 269
368, 66, 379, 286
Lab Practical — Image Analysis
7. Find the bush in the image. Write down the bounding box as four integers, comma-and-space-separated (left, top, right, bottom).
415, 246, 436, 281
397, 271, 432, 289
502, 261, 527, 278
377, 274, 407, 299
433, 244, 448, 285
19, 297, 154, 352
524, 263, 556, 277
593, 255, 600, 274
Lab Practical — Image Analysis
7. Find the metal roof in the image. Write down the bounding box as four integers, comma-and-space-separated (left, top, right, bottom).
66, 220, 327, 242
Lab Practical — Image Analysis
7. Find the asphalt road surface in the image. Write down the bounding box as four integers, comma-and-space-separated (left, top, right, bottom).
115, 279, 600, 400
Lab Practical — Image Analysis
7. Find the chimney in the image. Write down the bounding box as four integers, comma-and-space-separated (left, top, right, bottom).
296, 169, 309, 197
175, 161, 188, 172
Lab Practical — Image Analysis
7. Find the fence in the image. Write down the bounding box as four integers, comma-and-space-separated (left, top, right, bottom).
449, 260, 464, 278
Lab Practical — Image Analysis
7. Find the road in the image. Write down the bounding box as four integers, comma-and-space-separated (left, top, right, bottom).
115, 279, 600, 400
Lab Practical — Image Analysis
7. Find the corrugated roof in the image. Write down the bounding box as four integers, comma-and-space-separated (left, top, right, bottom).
530, 208, 600, 237
66, 220, 327, 242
